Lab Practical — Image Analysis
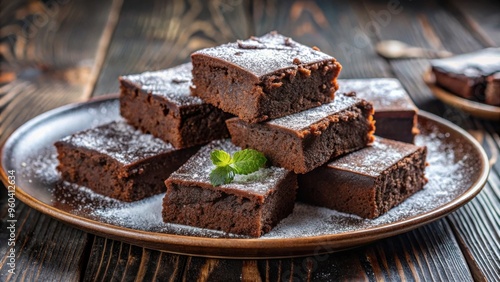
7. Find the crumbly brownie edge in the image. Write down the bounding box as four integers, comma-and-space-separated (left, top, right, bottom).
300, 100, 375, 173
120, 82, 231, 148
227, 100, 375, 174
373, 146, 428, 218
258, 171, 297, 234
162, 181, 265, 237
298, 146, 427, 219
256, 59, 341, 122
55, 142, 144, 201
163, 171, 297, 237
191, 55, 264, 123
119, 83, 184, 147
55, 141, 197, 202
226, 118, 307, 173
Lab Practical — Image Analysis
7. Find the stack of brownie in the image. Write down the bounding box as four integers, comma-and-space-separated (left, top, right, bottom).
55, 32, 428, 238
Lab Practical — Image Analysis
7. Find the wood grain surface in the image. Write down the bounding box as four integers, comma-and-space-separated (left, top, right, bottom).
1, 0, 499, 281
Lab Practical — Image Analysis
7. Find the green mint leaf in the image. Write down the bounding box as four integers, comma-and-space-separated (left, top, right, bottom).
231, 149, 267, 175
209, 166, 235, 186
210, 150, 232, 167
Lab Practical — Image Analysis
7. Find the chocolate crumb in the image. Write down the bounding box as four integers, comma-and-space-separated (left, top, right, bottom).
171, 78, 190, 84
237, 39, 265, 49
293, 58, 302, 65
312, 46, 320, 51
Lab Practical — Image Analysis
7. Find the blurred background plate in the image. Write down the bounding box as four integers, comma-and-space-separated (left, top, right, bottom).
424, 70, 500, 120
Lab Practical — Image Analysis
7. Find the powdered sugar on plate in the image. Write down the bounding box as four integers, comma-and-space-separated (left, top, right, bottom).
18, 116, 481, 239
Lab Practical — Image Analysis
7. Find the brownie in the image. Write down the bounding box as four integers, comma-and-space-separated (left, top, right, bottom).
298, 137, 427, 219
119, 63, 232, 149
226, 93, 375, 174
163, 139, 297, 237
55, 121, 198, 202
338, 78, 419, 143
431, 48, 500, 103
191, 31, 342, 123
486, 72, 500, 106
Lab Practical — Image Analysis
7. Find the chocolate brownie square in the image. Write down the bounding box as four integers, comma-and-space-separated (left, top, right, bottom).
163, 139, 297, 237
191, 31, 342, 123
119, 63, 232, 149
226, 93, 375, 174
338, 78, 419, 143
298, 137, 427, 219
55, 121, 198, 202
431, 48, 500, 103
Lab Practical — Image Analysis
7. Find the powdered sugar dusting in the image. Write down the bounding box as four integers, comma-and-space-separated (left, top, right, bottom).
194, 32, 334, 77
431, 47, 500, 76
121, 63, 204, 107
18, 116, 480, 239
267, 93, 362, 132
169, 139, 290, 196
338, 78, 416, 111
327, 137, 422, 177
57, 121, 176, 165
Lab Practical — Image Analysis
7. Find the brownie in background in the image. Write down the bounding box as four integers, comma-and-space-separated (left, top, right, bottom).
431, 48, 500, 105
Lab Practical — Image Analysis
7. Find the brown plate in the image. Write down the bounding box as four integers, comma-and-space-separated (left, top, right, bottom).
0, 95, 489, 258
423, 70, 500, 120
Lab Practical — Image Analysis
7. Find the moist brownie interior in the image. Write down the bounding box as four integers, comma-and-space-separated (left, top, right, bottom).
298, 137, 427, 218
163, 139, 297, 237
191, 31, 342, 123
120, 63, 232, 148
55, 121, 198, 201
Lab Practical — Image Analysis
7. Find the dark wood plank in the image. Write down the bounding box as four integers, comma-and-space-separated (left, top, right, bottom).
0, 189, 90, 281
84, 1, 254, 280
0, 0, 120, 145
252, 0, 392, 79
360, 1, 500, 281
444, 0, 500, 47
447, 120, 500, 281
0, 0, 120, 280
91, 0, 253, 96
83, 237, 186, 282
179, 220, 472, 282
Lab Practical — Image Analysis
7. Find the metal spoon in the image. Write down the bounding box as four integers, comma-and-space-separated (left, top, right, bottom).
375, 40, 453, 59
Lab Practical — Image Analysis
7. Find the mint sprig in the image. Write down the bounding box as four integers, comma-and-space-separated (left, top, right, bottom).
209, 149, 267, 186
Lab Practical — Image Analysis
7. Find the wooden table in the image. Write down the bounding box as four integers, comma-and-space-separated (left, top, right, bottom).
1, 0, 499, 281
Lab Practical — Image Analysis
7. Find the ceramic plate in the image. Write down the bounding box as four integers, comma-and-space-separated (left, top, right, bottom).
423, 70, 500, 120
0, 95, 489, 258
